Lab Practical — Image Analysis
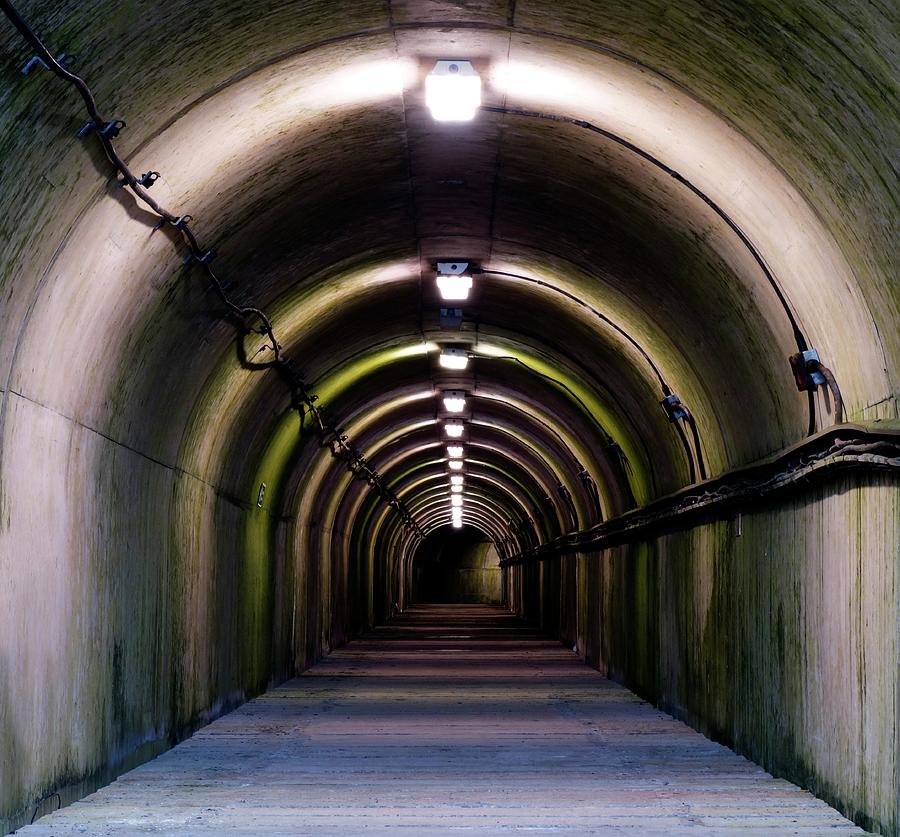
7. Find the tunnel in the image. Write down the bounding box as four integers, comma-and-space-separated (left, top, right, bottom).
0, 0, 897, 834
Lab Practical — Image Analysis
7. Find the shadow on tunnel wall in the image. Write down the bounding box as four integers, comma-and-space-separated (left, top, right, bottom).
412, 527, 503, 605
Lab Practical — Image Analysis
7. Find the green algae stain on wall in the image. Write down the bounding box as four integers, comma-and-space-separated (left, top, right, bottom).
241, 409, 306, 693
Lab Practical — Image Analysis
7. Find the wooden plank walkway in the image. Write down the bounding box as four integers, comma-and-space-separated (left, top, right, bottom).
18, 604, 868, 835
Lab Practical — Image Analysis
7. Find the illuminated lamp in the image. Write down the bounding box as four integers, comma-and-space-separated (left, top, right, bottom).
436, 262, 473, 301
439, 348, 469, 370
443, 391, 467, 412
444, 421, 464, 438
425, 60, 481, 122
436, 274, 473, 301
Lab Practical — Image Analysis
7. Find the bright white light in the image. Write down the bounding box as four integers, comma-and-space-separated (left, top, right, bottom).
328, 59, 412, 103
444, 421, 464, 438
449, 460, 464, 471
451, 485, 463, 493
450, 474, 464, 486
425, 60, 481, 122
436, 274, 473, 301
452, 519, 463, 529
447, 445, 463, 458
451, 495, 463, 507
443, 391, 467, 412
439, 348, 469, 370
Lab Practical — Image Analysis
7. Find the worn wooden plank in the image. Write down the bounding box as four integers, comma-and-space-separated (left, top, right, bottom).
19, 605, 869, 835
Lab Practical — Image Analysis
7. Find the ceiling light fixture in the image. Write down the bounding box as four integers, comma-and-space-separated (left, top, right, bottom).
436, 261, 473, 301
439, 348, 469, 370
425, 60, 481, 121
452, 519, 463, 529
451, 495, 463, 507
450, 474, 464, 486
447, 445, 463, 458
448, 460, 464, 471
436, 274, 472, 300
442, 390, 467, 412
451, 484, 463, 493
444, 420, 465, 438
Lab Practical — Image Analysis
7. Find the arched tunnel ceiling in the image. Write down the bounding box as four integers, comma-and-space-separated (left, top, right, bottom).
0, 0, 897, 564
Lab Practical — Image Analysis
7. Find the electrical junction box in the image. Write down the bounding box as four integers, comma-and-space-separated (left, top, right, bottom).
789, 349, 827, 390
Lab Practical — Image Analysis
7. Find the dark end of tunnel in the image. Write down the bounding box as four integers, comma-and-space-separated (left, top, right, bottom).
411, 525, 503, 606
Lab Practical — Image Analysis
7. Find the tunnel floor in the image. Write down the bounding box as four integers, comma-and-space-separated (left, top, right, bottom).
20, 604, 867, 835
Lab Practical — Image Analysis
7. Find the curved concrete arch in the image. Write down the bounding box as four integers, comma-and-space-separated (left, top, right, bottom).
398, 466, 563, 541
406, 485, 541, 544
300, 391, 602, 550
355, 425, 577, 540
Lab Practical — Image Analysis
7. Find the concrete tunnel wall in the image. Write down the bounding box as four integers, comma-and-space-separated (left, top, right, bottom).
509, 470, 899, 835
0, 0, 897, 834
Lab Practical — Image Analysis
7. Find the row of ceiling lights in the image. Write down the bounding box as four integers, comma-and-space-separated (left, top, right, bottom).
437, 265, 473, 527
425, 63, 483, 529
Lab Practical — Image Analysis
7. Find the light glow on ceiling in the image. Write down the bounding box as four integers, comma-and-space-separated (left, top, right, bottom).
470, 342, 511, 358
327, 58, 417, 105
489, 59, 600, 114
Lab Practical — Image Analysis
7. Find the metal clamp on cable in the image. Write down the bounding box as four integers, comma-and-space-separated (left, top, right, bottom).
789, 349, 844, 423
184, 248, 216, 266
323, 427, 348, 447
119, 171, 159, 189
21, 52, 74, 74
152, 213, 188, 232
789, 349, 826, 390
77, 118, 125, 139
660, 393, 689, 421
660, 394, 707, 480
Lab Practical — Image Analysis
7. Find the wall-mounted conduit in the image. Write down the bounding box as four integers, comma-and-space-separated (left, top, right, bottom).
0, 0, 423, 538
500, 427, 900, 566
474, 269, 706, 482
480, 105, 832, 437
